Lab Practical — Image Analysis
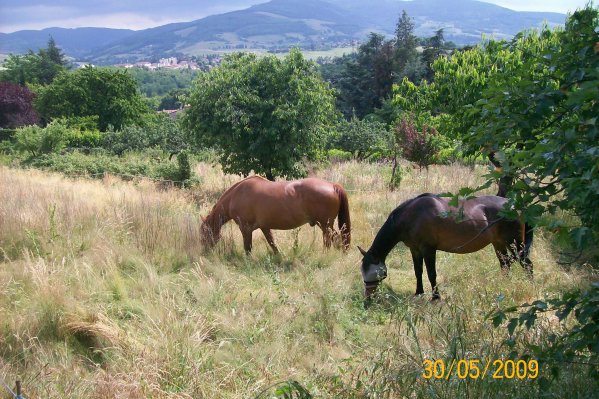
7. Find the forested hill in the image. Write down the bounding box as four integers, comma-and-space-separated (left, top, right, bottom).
0, 27, 135, 59
1, 0, 566, 63
329, 0, 566, 43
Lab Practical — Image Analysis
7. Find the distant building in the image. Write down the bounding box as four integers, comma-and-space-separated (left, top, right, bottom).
159, 107, 187, 119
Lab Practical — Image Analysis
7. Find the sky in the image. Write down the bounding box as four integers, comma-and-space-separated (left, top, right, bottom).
0, 0, 591, 33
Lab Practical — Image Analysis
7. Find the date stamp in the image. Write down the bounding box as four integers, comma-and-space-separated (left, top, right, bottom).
422, 359, 539, 380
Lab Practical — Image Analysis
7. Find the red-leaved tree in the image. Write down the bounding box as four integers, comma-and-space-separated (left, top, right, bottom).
0, 82, 39, 128
395, 115, 439, 170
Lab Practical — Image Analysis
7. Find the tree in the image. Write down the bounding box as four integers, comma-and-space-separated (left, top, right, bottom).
394, 114, 439, 171
422, 29, 445, 81
35, 66, 148, 131
325, 34, 396, 119
395, 10, 422, 81
0, 37, 68, 85
0, 82, 39, 128
183, 49, 337, 180
332, 116, 389, 160
467, 6, 599, 251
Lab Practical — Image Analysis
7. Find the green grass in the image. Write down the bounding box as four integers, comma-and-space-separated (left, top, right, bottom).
0, 161, 596, 398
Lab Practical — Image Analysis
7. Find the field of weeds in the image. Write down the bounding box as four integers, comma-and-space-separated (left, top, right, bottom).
0, 161, 596, 398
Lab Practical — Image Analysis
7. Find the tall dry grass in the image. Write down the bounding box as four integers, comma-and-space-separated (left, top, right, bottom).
0, 161, 595, 398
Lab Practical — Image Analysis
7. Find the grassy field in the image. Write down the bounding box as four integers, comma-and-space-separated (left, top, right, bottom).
0, 161, 595, 398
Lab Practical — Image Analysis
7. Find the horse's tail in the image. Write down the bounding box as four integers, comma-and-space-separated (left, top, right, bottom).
520, 222, 534, 259
334, 184, 351, 250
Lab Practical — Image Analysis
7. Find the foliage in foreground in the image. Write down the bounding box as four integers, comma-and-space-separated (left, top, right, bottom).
492, 282, 599, 382
468, 7, 599, 253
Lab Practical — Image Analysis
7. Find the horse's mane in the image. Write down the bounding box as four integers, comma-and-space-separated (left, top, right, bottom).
370, 193, 437, 259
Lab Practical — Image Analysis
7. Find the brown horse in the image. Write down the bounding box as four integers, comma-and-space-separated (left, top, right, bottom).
201, 176, 351, 253
358, 193, 533, 301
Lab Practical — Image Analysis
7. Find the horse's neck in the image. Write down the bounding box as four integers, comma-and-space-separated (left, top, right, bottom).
369, 215, 403, 261
208, 197, 232, 231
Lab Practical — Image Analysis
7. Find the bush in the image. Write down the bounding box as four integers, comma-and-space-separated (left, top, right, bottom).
102, 115, 188, 155
25, 150, 200, 187
331, 116, 389, 160
64, 129, 103, 149
327, 149, 353, 162
14, 121, 69, 157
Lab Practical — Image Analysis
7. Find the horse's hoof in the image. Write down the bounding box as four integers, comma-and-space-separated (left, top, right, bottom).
431, 295, 441, 301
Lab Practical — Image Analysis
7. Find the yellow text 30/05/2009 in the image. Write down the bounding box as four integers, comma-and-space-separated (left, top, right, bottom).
422, 358, 539, 380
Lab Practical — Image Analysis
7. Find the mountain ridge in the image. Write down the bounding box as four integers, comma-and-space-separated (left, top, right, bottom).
0, 0, 566, 64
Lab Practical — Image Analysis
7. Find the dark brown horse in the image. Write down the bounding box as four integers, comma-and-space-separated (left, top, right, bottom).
358, 193, 533, 300
201, 176, 351, 253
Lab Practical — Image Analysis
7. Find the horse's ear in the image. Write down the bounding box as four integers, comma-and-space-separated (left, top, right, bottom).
357, 246, 367, 256
200, 215, 206, 222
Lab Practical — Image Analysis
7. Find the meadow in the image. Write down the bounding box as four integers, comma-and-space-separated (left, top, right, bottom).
0, 160, 596, 398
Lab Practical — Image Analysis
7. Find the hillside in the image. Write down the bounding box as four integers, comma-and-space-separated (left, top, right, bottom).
330, 0, 566, 43
89, 0, 366, 64
0, 0, 567, 64
0, 27, 135, 59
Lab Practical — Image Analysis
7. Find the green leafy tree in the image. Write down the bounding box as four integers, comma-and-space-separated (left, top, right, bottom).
467, 6, 599, 250
332, 116, 389, 160
183, 49, 337, 180
0, 37, 68, 85
35, 66, 148, 131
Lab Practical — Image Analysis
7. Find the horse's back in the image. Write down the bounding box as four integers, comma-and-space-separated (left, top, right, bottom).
400, 194, 514, 254
228, 176, 340, 230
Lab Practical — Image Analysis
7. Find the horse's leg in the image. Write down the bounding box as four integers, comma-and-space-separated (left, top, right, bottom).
240, 226, 253, 254
423, 249, 440, 300
492, 243, 513, 275
410, 249, 424, 295
510, 240, 534, 279
261, 228, 279, 254
519, 256, 533, 279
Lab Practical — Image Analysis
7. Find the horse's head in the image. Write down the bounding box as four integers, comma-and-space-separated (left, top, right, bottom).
358, 246, 387, 300
200, 214, 221, 248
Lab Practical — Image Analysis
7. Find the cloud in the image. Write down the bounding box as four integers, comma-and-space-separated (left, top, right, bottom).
478, 0, 588, 14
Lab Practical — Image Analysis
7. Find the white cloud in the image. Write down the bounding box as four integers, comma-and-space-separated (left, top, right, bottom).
479, 0, 589, 14
0, 1, 263, 33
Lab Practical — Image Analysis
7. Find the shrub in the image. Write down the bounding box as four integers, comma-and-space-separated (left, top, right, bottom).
102, 115, 188, 155
332, 116, 389, 160
14, 121, 69, 157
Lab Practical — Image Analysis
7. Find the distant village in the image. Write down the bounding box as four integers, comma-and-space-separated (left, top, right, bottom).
115, 56, 223, 71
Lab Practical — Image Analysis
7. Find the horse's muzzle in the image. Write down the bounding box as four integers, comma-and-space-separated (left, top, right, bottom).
363, 281, 381, 300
